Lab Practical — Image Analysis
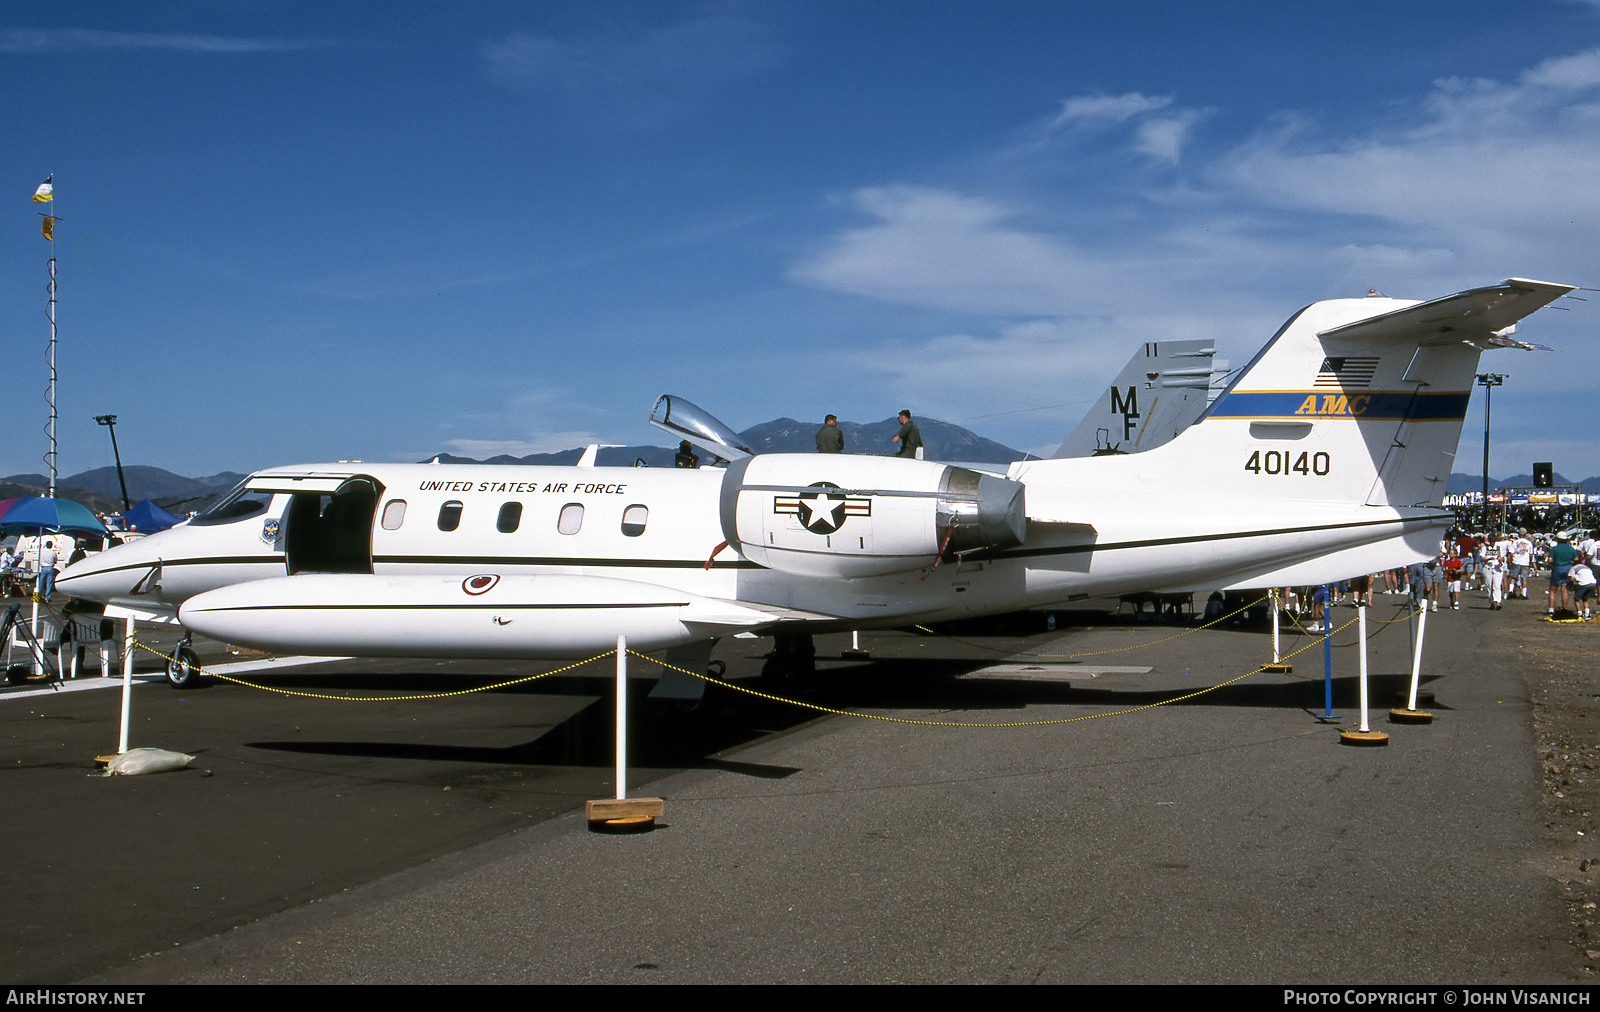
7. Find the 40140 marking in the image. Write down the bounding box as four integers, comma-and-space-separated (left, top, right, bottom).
1245, 450, 1330, 476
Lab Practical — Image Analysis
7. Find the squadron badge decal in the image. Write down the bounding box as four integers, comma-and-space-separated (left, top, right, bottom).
260, 518, 280, 546
773, 482, 871, 535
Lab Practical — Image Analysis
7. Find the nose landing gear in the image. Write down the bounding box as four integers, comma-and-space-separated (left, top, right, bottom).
165, 637, 204, 689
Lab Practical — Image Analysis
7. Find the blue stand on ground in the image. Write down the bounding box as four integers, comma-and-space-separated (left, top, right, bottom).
1315, 582, 1341, 722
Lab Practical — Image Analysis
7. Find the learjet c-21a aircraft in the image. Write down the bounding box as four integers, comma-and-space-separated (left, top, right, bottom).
57, 278, 1574, 689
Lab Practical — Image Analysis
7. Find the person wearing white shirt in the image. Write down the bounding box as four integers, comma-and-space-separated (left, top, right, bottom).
36, 541, 58, 600
1571, 561, 1597, 620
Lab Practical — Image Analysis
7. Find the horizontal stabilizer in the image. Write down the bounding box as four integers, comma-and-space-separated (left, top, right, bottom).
1318, 278, 1573, 345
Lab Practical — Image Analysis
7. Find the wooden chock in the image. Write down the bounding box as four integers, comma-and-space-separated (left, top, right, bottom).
586, 797, 664, 832
1339, 729, 1390, 746
1388, 707, 1434, 724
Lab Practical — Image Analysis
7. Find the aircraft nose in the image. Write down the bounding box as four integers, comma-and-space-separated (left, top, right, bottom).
57, 550, 151, 604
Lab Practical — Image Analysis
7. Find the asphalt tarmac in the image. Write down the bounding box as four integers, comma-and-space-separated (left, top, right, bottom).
0, 598, 1581, 984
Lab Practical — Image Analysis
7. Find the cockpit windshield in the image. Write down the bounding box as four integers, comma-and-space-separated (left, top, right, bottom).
649, 394, 753, 461
190, 482, 275, 527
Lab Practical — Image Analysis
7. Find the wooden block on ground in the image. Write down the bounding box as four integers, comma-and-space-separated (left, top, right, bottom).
586, 797, 664, 822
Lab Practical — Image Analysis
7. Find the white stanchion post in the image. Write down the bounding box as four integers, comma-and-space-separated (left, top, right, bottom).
615, 634, 627, 802
1407, 606, 1427, 713
585, 633, 661, 827
1270, 589, 1282, 663
118, 616, 135, 755
1357, 606, 1371, 732
30, 595, 41, 678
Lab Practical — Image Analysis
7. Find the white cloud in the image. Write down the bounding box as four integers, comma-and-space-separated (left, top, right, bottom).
1032, 90, 1207, 163
482, 11, 775, 105
831, 311, 1266, 447
0, 28, 330, 53
1220, 47, 1600, 250
792, 49, 1600, 466
1134, 110, 1208, 163
791, 186, 1107, 315
1050, 91, 1172, 126
1522, 49, 1600, 90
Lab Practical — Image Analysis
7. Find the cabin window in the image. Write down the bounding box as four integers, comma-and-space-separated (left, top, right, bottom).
381, 500, 407, 530
621, 504, 648, 537
438, 501, 463, 532
497, 502, 523, 533
557, 503, 585, 535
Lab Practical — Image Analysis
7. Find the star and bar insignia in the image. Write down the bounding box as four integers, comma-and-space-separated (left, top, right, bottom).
773, 482, 872, 535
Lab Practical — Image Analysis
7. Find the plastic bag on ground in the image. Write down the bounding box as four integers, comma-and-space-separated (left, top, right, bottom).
101, 747, 195, 777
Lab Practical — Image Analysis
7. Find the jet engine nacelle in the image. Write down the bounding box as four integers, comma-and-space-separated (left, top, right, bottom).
719, 454, 1026, 579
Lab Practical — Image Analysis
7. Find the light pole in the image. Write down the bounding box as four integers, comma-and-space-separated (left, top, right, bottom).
94, 414, 131, 512
1476, 373, 1504, 531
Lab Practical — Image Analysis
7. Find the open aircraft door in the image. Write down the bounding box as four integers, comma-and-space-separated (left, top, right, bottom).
256, 474, 383, 576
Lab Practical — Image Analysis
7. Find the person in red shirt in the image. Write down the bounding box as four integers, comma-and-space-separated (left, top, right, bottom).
1456, 533, 1479, 584
1443, 550, 1465, 610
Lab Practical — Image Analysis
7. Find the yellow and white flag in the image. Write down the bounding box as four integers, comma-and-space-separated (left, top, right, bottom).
32, 175, 52, 202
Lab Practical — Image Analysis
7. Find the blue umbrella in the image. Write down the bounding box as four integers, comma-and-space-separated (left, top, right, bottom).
0, 497, 109, 536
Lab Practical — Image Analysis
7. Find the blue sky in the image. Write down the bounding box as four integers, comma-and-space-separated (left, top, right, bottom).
3, 0, 1598, 481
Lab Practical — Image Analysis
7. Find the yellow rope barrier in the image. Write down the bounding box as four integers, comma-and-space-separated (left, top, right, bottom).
910, 595, 1260, 659
630, 612, 1363, 728
33, 595, 1380, 727
133, 636, 615, 700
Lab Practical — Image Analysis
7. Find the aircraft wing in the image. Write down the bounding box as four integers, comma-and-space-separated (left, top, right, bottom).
102, 601, 180, 623
1319, 278, 1574, 344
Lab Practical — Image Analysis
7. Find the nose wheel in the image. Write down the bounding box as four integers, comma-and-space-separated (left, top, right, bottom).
166, 639, 204, 689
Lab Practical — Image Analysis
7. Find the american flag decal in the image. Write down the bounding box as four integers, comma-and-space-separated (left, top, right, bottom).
1314, 356, 1379, 388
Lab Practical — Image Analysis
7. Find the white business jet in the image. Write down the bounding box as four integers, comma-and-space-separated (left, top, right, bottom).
57, 278, 1573, 691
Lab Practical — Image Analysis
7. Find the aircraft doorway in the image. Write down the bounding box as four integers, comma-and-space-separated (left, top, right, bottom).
285, 477, 381, 575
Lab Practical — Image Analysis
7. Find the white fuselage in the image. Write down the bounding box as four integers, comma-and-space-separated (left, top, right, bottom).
58, 454, 1444, 638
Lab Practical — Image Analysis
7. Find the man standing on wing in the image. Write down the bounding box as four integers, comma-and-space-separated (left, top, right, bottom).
891, 410, 923, 459
816, 414, 844, 453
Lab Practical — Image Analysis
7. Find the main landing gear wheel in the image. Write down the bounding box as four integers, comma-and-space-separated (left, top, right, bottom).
166, 643, 204, 689
761, 632, 816, 692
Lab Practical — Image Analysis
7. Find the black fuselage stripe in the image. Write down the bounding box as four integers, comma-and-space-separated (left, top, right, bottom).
78, 513, 1449, 578
191, 602, 686, 612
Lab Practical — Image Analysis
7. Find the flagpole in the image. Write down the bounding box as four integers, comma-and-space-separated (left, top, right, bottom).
33, 174, 57, 498
46, 251, 57, 498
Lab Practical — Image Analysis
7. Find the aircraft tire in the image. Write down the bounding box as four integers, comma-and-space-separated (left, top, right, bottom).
166, 646, 204, 689
761, 633, 816, 693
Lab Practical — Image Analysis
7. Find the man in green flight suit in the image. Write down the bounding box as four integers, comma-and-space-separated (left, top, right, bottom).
892, 410, 922, 458
816, 414, 844, 453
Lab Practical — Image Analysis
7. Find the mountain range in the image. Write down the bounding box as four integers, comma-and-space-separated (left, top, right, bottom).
428, 416, 1024, 469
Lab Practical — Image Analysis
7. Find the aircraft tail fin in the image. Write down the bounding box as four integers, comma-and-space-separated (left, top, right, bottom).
1017, 279, 1575, 512
1053, 340, 1220, 458
1187, 278, 1574, 507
